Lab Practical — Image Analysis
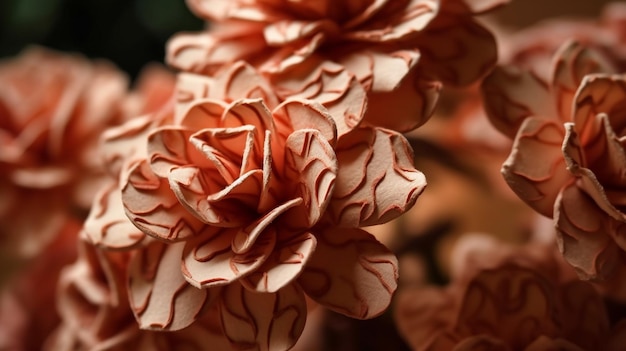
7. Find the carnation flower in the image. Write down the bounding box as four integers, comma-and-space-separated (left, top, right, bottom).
0, 47, 130, 258
482, 37, 626, 281
83, 60, 425, 350
395, 234, 626, 351
166, 0, 504, 132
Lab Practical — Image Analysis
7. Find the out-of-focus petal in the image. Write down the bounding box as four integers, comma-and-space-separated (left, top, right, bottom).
551, 41, 616, 121
415, 14, 496, 86
482, 66, 556, 138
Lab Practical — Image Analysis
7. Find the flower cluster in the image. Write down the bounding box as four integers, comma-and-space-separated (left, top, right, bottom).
6, 1, 626, 351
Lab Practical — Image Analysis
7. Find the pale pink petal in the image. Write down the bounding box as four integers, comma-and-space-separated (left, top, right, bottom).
482, 66, 556, 138
273, 59, 364, 136
562, 122, 626, 222
416, 14, 496, 86
219, 282, 307, 351
181, 227, 275, 288
122, 160, 206, 241
328, 127, 426, 227
83, 181, 146, 249
298, 227, 398, 319
502, 117, 570, 218
282, 129, 337, 228
241, 232, 316, 293
551, 41, 616, 121
555, 183, 625, 280
128, 241, 218, 331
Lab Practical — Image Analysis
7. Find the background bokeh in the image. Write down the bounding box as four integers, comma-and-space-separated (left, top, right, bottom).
0, 0, 202, 79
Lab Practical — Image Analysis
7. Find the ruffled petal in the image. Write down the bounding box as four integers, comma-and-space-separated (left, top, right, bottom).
555, 183, 625, 280
502, 117, 570, 218
176, 61, 281, 116
550, 41, 616, 121
166, 30, 267, 75
364, 68, 440, 132
482, 66, 556, 138
338, 48, 421, 92
122, 160, 206, 241
241, 231, 316, 293
282, 129, 337, 228
232, 198, 302, 254
298, 227, 398, 319
181, 227, 275, 288
169, 166, 259, 226
272, 99, 337, 144
572, 74, 626, 151
273, 59, 363, 137
344, 0, 439, 42
562, 122, 626, 221
219, 282, 307, 351
148, 127, 209, 178
221, 99, 275, 135
83, 181, 146, 250
328, 127, 426, 227
128, 241, 219, 331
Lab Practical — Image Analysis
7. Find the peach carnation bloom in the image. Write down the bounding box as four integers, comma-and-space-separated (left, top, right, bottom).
166, 0, 505, 132
83, 60, 425, 350
395, 234, 626, 351
481, 36, 626, 282
0, 47, 131, 259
